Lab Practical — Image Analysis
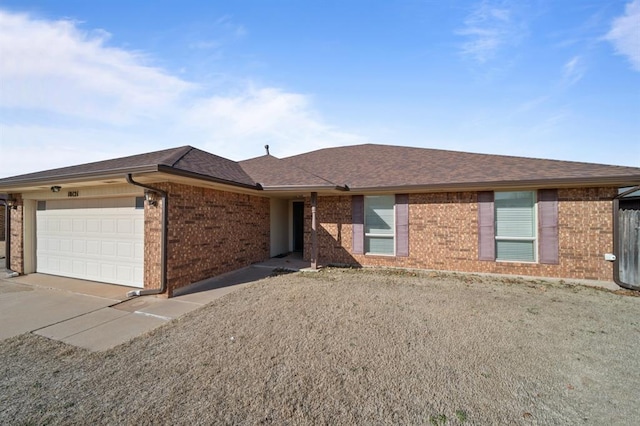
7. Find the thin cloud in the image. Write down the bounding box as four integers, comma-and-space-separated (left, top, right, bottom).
562, 56, 586, 86
0, 9, 365, 176
605, 0, 640, 71
457, 0, 524, 64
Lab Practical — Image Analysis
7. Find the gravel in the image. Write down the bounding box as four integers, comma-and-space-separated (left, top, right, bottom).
1, 268, 639, 425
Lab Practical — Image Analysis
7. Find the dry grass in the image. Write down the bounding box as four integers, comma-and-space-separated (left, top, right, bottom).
1, 268, 639, 425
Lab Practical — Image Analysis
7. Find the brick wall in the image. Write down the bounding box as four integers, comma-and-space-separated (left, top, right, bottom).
149, 183, 270, 297
9, 194, 24, 273
305, 188, 617, 282
144, 194, 163, 291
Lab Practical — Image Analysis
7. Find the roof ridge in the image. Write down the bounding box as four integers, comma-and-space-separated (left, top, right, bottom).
159, 145, 194, 167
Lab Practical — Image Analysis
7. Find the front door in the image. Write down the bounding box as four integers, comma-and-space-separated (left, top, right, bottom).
292, 201, 304, 252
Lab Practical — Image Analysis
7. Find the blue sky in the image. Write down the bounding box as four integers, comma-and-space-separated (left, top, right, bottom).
0, 0, 639, 177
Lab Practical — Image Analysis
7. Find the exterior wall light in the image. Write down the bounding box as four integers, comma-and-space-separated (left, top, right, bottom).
6, 199, 18, 209
145, 191, 159, 207
51, 186, 62, 193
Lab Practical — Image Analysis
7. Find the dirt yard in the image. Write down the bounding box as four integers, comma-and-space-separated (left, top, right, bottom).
1, 268, 638, 425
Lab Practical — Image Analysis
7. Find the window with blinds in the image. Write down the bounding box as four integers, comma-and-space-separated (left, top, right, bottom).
365, 195, 395, 255
495, 191, 536, 262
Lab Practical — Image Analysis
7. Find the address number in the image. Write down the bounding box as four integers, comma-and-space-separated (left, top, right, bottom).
68, 191, 79, 197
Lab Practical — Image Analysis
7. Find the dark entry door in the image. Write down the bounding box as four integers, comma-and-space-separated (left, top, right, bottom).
292, 201, 304, 252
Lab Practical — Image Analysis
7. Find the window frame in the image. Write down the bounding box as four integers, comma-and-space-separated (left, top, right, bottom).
494, 190, 538, 263
364, 195, 396, 256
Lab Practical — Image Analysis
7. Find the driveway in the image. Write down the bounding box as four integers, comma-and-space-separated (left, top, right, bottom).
0, 263, 286, 351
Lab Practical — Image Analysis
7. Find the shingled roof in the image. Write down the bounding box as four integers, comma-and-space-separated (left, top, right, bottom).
238, 155, 339, 189
0, 143, 638, 193
280, 144, 640, 190
0, 146, 257, 189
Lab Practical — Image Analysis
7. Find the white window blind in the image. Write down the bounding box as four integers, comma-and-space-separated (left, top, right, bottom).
365, 195, 395, 255
495, 191, 536, 261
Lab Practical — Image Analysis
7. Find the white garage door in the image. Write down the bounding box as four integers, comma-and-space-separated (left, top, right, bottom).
36, 197, 144, 287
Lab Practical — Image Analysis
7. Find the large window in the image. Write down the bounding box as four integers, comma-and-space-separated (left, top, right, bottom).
365, 195, 395, 255
495, 191, 536, 262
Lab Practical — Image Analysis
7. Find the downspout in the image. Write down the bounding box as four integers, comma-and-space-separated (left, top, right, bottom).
612, 185, 640, 290
125, 174, 168, 297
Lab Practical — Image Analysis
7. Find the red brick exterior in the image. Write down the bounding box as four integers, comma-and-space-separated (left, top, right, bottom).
9, 194, 24, 273
305, 187, 617, 282
144, 183, 270, 297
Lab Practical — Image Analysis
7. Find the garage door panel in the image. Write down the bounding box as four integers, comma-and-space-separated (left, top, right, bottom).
37, 198, 144, 288
86, 240, 100, 254
102, 219, 116, 233
60, 218, 71, 232
87, 219, 100, 233
72, 260, 86, 275
73, 219, 85, 232
60, 239, 72, 253
101, 241, 116, 256
72, 239, 86, 254
117, 242, 134, 258
59, 258, 72, 274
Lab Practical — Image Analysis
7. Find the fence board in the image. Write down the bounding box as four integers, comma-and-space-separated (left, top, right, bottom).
619, 209, 640, 287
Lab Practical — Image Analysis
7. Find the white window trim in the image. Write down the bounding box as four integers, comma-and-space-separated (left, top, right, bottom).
364, 196, 396, 256
495, 191, 539, 263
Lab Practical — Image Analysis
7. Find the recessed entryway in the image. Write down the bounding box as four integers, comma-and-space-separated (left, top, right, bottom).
292, 201, 304, 252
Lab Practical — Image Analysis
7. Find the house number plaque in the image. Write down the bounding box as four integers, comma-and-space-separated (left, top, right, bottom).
67, 191, 79, 197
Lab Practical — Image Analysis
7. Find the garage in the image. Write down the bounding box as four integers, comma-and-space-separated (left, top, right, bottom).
36, 197, 144, 287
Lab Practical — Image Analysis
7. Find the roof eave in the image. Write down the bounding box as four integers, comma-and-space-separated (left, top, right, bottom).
156, 165, 261, 191
259, 184, 348, 192
0, 165, 161, 192
349, 175, 640, 193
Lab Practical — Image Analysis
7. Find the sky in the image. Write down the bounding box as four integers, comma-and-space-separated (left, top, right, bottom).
0, 0, 639, 178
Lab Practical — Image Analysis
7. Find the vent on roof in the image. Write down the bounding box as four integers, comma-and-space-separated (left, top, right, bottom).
265, 145, 270, 155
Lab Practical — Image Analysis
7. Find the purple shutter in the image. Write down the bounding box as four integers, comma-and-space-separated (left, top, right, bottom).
352, 195, 364, 254
395, 194, 409, 257
538, 189, 559, 264
478, 191, 495, 261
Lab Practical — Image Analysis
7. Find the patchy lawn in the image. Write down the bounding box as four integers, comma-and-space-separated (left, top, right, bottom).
1, 269, 639, 425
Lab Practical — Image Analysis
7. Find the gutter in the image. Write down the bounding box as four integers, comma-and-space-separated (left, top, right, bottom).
612, 185, 640, 290
346, 177, 640, 194
258, 184, 349, 192
125, 174, 168, 297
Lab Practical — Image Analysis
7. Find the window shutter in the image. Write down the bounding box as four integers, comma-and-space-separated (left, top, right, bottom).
478, 191, 495, 261
352, 195, 364, 254
395, 194, 409, 257
538, 189, 559, 264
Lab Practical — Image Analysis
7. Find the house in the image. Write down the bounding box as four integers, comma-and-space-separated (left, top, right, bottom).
0, 144, 639, 296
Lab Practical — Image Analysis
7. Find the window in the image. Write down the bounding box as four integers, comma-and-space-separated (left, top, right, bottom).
364, 195, 395, 255
495, 191, 536, 262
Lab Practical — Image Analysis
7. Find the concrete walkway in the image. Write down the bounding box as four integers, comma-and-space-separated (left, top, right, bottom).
0, 254, 310, 352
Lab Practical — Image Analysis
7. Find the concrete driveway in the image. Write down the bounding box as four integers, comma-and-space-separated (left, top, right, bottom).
0, 261, 302, 351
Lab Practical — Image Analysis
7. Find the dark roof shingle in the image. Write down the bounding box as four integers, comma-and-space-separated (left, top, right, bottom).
282, 144, 640, 189
1, 143, 638, 192
0, 146, 256, 188
239, 155, 337, 188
